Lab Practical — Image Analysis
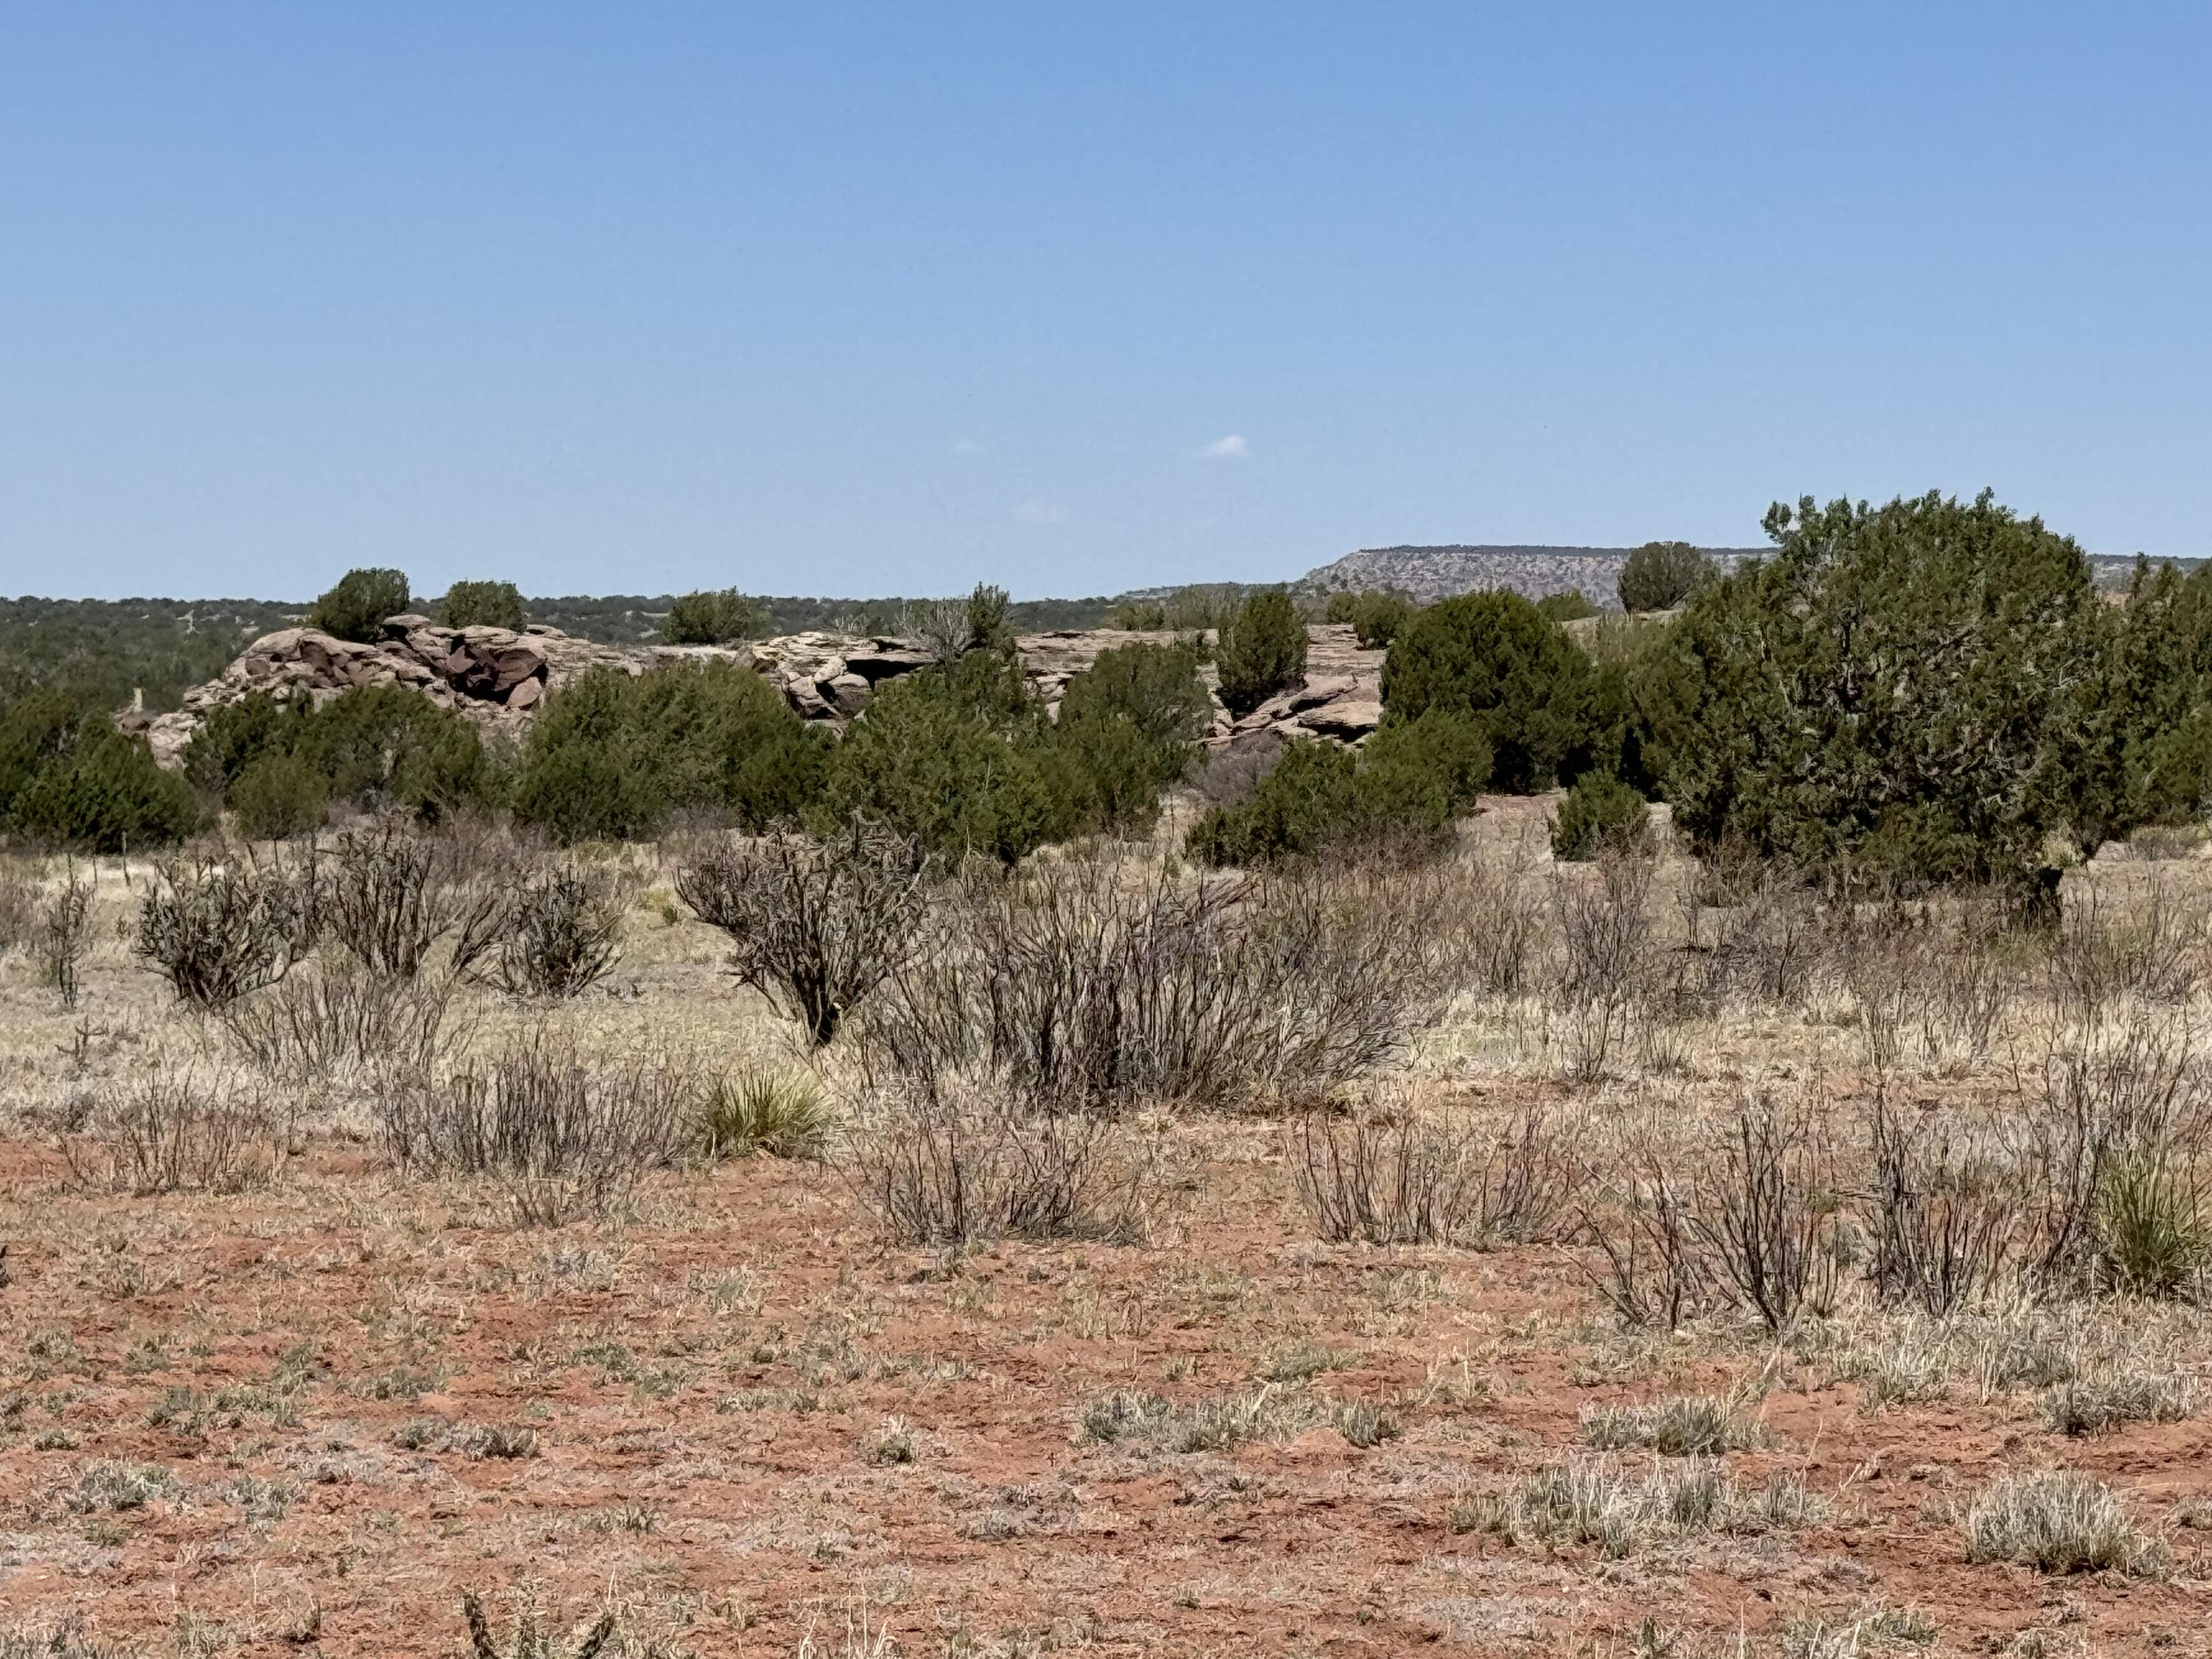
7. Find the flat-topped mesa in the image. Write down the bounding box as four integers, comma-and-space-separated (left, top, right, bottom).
134, 617, 1386, 771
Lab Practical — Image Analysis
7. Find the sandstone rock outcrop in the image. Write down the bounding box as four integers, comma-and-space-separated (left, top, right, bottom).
136, 616, 1388, 771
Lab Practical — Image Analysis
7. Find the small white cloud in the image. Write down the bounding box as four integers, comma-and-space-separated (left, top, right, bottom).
1201, 434, 1250, 459
950, 438, 985, 456
1012, 497, 1069, 526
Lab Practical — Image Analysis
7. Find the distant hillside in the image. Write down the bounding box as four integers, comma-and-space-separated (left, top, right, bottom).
1304, 543, 2199, 607
1300, 545, 1766, 608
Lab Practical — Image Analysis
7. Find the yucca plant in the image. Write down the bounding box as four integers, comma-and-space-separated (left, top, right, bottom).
698, 1068, 828, 1160
2097, 1144, 2208, 1298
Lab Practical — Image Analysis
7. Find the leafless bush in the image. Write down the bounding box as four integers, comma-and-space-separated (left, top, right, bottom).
1290, 1096, 1582, 1247
0, 861, 35, 956
1864, 1094, 2025, 1313
66, 1070, 289, 1195
375, 1031, 695, 1224
1192, 735, 1282, 809
677, 818, 928, 1046
842, 1081, 1154, 1245
1682, 864, 1826, 1012
219, 961, 468, 1084
34, 866, 95, 1010
324, 821, 490, 981
2050, 876, 2211, 1019
2010, 1012, 2210, 1295
1583, 1142, 1723, 1332
1551, 852, 1660, 1082
1701, 1091, 1842, 1333
861, 853, 1471, 1114
459, 866, 624, 998
1585, 1092, 1840, 1335
1455, 849, 1541, 998
134, 850, 316, 1009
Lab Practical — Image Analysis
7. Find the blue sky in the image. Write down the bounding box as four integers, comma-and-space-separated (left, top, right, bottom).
2, 4, 2207, 600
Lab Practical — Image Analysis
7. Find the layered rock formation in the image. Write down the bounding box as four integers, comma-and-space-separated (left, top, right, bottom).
133, 616, 1385, 770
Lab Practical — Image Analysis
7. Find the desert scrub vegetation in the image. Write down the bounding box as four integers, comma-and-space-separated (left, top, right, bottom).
1290, 1094, 1582, 1247
63, 1069, 291, 1196
1462, 1455, 1823, 1558
698, 1068, 829, 1159
375, 1029, 695, 1224
1579, 1393, 1760, 1455
678, 817, 928, 1046
134, 847, 316, 1007
1963, 1470, 2168, 1577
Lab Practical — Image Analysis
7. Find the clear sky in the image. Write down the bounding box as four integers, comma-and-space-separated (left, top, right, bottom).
2, 4, 2207, 601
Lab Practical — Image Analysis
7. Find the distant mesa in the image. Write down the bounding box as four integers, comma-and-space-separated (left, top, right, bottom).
1300, 544, 1766, 608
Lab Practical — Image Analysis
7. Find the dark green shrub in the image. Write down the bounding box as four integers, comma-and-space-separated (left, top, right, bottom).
1058, 642, 1210, 783
439, 580, 527, 631
1549, 773, 1652, 860
5, 717, 198, 852
1110, 600, 1169, 630
1038, 712, 1169, 837
661, 588, 762, 645
2079, 558, 2212, 839
1215, 591, 1308, 716
827, 655, 1059, 863
1324, 591, 1416, 648
1358, 709, 1493, 828
1381, 591, 1599, 792
185, 686, 490, 828
1657, 491, 2108, 888
1618, 542, 1712, 613
1536, 590, 1597, 623
229, 752, 330, 840
294, 685, 492, 822
309, 568, 410, 643
514, 660, 825, 845
183, 691, 294, 797
1186, 741, 1360, 867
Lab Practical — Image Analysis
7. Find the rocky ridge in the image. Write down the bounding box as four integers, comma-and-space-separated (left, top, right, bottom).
133, 617, 1387, 770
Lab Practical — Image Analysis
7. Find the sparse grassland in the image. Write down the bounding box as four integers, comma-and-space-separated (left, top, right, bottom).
1, 805, 2211, 1658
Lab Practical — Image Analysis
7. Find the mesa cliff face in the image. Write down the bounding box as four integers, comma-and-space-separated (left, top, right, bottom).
128, 619, 1390, 768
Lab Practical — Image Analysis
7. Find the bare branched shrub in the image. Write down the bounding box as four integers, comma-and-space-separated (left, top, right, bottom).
1865, 1095, 2025, 1314
863, 852, 1471, 1115
1583, 1143, 1723, 1332
66, 1070, 288, 1195
35, 866, 95, 1010
324, 821, 488, 981
0, 860, 35, 957
377, 1031, 695, 1224
2011, 1012, 2210, 1296
1700, 1091, 1842, 1334
677, 818, 928, 1046
1684, 863, 1826, 1012
1551, 852, 1660, 1082
2049, 876, 2210, 1020
1963, 1470, 2167, 1577
462, 866, 624, 998
1290, 1096, 1581, 1247
219, 961, 467, 1083
461, 1590, 614, 1659
843, 1082, 1154, 1245
1456, 848, 1541, 998
134, 850, 315, 1009
1585, 1093, 1839, 1335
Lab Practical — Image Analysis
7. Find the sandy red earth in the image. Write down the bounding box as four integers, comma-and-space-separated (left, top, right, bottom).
2, 1107, 2209, 1659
